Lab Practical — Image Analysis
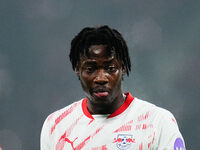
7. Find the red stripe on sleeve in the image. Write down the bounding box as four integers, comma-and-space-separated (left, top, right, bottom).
51, 102, 79, 134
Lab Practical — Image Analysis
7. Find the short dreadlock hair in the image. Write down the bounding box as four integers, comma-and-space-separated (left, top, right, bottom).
69, 25, 131, 75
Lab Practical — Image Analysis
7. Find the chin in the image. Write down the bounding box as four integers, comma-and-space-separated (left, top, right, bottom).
92, 96, 114, 105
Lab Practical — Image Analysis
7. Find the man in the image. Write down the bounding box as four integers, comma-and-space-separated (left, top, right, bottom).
41, 25, 186, 150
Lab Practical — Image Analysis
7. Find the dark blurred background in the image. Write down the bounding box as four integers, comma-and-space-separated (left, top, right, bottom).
0, 0, 199, 149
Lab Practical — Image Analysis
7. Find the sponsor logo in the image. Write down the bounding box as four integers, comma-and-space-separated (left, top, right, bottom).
174, 137, 185, 150
113, 134, 135, 150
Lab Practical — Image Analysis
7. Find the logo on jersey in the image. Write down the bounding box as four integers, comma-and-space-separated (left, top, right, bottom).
113, 134, 135, 150
174, 137, 185, 150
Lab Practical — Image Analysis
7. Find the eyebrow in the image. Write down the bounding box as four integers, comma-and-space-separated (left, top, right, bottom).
103, 59, 115, 64
82, 58, 115, 65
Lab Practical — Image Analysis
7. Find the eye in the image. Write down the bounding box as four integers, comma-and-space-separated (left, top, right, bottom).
106, 66, 116, 72
86, 66, 95, 73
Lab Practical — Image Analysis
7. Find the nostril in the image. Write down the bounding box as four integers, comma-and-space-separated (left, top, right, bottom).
94, 79, 108, 85
94, 77, 108, 85
95, 81, 108, 85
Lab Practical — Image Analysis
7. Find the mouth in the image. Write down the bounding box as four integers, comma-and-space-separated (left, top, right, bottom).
92, 87, 109, 98
94, 91, 109, 97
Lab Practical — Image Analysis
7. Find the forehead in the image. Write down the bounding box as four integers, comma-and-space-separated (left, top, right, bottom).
87, 44, 113, 58
80, 44, 116, 60
80, 45, 119, 64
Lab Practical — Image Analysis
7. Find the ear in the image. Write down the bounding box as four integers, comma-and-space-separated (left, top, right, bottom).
75, 64, 80, 79
122, 64, 126, 76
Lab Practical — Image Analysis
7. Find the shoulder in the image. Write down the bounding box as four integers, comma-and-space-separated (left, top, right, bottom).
45, 99, 83, 124
41, 99, 83, 134
132, 99, 186, 149
41, 99, 83, 138
40, 99, 83, 149
132, 97, 158, 114
133, 98, 177, 125
134, 97, 171, 113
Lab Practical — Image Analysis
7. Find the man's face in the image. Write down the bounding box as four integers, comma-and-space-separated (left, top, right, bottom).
76, 45, 124, 106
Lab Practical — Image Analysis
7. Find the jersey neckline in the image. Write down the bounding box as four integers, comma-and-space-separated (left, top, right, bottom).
81, 92, 134, 119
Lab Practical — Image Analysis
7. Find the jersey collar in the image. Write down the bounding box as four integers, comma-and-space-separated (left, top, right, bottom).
82, 92, 134, 119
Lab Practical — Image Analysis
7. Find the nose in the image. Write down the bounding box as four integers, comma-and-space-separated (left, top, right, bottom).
94, 69, 108, 85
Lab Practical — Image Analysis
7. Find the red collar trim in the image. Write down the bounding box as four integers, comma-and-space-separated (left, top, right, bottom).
82, 98, 94, 119
81, 92, 134, 119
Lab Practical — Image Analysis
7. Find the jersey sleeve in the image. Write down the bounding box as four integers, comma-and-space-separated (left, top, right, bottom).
40, 116, 51, 150
157, 109, 186, 150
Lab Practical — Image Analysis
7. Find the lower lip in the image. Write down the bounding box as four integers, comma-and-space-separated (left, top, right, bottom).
94, 92, 108, 97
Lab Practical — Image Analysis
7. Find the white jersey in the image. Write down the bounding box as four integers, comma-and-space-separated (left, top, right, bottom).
40, 92, 186, 150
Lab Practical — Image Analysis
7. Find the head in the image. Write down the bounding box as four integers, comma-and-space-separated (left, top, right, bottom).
69, 25, 131, 111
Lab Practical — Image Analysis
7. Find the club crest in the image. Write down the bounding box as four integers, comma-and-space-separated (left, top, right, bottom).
113, 134, 135, 150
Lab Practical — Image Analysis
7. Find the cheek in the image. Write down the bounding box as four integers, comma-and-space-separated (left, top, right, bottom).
80, 72, 92, 88
79, 78, 90, 94
115, 70, 123, 80
110, 70, 122, 85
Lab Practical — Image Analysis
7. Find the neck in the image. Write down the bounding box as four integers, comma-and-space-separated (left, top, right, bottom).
87, 92, 124, 115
